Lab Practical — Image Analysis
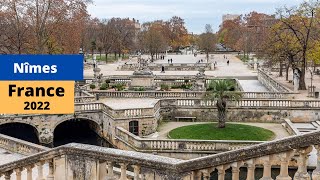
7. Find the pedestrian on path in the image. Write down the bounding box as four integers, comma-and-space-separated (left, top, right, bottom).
227, 60, 229, 66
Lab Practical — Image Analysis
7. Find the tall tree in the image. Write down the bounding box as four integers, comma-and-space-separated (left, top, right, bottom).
277, 1, 320, 90
198, 24, 216, 61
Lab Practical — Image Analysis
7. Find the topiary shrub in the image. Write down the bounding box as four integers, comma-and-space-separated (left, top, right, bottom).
99, 83, 109, 90
90, 84, 96, 90
160, 84, 170, 91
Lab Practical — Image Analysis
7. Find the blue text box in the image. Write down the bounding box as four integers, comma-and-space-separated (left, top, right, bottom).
0, 55, 83, 80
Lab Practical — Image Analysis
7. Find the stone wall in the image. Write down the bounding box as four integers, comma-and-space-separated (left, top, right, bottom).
161, 107, 320, 123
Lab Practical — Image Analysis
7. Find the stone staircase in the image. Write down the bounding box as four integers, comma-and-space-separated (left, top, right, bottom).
292, 121, 320, 134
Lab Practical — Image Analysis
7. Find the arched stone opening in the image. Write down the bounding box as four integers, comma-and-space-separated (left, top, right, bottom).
0, 123, 39, 144
53, 118, 111, 147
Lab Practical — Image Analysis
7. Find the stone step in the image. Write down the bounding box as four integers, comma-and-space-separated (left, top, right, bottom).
316, 121, 320, 126
297, 128, 317, 132
311, 122, 320, 128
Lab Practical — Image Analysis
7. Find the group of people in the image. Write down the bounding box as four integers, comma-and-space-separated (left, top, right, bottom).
160, 55, 165, 60
168, 59, 173, 63
197, 59, 204, 63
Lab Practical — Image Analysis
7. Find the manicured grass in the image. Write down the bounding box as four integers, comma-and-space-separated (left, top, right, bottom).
168, 123, 275, 141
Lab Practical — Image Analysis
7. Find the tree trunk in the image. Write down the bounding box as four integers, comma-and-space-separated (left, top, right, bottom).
216, 98, 226, 128
299, 68, 307, 90
105, 52, 108, 63
285, 65, 289, 81
114, 52, 117, 60
279, 61, 283, 77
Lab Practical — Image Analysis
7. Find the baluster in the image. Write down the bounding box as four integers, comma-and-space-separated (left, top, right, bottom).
120, 163, 128, 180
107, 162, 114, 178
217, 165, 228, 180
201, 167, 214, 180
276, 151, 294, 180
133, 165, 141, 180
259, 156, 273, 180
192, 170, 201, 180
245, 159, 256, 180
312, 145, 320, 179
4, 171, 12, 180
26, 165, 34, 180
15, 168, 23, 180
231, 162, 243, 180
294, 146, 312, 180
36, 161, 45, 180
99, 161, 107, 180
47, 160, 54, 180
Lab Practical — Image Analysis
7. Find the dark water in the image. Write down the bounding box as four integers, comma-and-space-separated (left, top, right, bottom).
53, 119, 112, 147
0, 123, 40, 144
0, 121, 112, 148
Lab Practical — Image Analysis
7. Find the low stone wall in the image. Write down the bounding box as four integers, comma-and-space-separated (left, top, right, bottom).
258, 68, 292, 92
114, 127, 262, 159
160, 99, 320, 122
119, 63, 212, 71
0, 133, 49, 156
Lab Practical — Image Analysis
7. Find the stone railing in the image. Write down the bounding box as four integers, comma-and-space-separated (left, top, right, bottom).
171, 99, 320, 109
90, 90, 296, 99
1, 131, 320, 179
115, 127, 262, 153
0, 133, 49, 156
119, 63, 212, 71
258, 68, 292, 92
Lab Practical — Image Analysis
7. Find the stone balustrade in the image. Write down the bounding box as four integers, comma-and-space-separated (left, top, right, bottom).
173, 99, 320, 109
119, 63, 212, 71
115, 127, 262, 153
0, 133, 49, 156
258, 68, 292, 92
1, 130, 320, 179
74, 103, 102, 112
90, 90, 296, 99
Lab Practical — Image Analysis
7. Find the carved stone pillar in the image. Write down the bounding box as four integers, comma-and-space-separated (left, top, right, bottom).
99, 161, 107, 180
294, 147, 312, 180
246, 159, 256, 180
120, 163, 127, 180
312, 145, 320, 179
276, 151, 294, 180
217, 165, 228, 180
231, 161, 244, 180
192, 170, 201, 180
107, 162, 114, 177
15, 168, 22, 180
201, 167, 214, 180
4, 171, 12, 180
260, 156, 273, 180
36, 161, 45, 180
133, 165, 141, 180
47, 160, 54, 180
26, 165, 34, 180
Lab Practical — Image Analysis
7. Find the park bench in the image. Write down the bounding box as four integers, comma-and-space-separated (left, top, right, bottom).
175, 116, 197, 122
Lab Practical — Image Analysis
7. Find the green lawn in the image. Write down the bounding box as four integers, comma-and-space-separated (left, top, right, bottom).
168, 123, 275, 141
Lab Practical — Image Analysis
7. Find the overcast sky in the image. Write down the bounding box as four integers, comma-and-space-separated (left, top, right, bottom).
88, 0, 305, 34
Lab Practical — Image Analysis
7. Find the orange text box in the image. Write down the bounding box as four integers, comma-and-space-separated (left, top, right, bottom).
0, 81, 74, 114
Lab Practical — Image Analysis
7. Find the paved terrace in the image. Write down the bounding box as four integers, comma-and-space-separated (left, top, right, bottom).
84, 54, 258, 79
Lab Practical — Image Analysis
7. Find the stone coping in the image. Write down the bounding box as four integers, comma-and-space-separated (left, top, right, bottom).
1, 130, 320, 174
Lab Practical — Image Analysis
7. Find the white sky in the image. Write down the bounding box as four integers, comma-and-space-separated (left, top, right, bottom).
88, 0, 304, 34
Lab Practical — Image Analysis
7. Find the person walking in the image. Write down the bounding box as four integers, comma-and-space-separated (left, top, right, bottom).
227, 60, 229, 66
